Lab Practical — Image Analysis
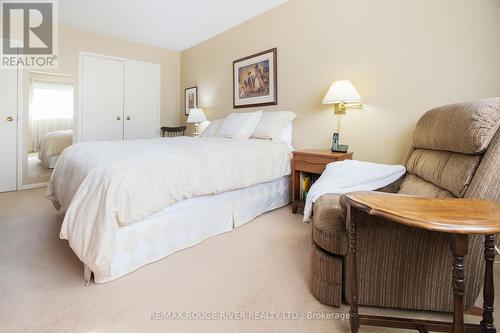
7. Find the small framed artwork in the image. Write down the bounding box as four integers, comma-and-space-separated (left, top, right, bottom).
185, 86, 198, 115
233, 48, 277, 109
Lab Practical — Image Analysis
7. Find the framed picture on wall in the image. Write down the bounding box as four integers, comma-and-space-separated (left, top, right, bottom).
233, 48, 277, 108
184, 86, 198, 115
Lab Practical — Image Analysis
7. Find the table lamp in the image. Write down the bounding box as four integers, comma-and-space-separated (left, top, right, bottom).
187, 108, 207, 137
322, 80, 363, 152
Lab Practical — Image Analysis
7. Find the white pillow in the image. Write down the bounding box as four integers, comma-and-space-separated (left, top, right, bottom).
201, 118, 224, 137
252, 111, 297, 141
216, 111, 263, 139
280, 121, 293, 149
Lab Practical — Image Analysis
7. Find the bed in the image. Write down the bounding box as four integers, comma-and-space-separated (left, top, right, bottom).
48, 136, 292, 283
38, 129, 73, 168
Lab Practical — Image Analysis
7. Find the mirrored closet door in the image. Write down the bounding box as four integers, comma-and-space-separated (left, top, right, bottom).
23, 72, 75, 185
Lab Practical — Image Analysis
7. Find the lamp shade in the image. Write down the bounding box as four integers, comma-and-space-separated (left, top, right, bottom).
187, 108, 207, 123
322, 80, 362, 104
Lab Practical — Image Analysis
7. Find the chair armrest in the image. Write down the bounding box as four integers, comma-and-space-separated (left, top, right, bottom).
312, 194, 348, 255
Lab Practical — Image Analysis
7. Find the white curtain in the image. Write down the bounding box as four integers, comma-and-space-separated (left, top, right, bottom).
29, 79, 74, 152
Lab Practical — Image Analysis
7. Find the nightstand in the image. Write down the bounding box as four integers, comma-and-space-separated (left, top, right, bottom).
291, 149, 353, 214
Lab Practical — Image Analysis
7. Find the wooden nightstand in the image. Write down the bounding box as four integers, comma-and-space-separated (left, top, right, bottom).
291, 149, 353, 214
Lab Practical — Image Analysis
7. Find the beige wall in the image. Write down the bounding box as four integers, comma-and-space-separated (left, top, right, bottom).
180, 0, 500, 164
45, 25, 180, 126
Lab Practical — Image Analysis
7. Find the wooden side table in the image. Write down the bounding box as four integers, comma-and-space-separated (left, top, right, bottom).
342, 191, 500, 333
291, 149, 352, 214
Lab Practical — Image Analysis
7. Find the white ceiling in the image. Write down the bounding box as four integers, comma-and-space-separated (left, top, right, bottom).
59, 0, 288, 51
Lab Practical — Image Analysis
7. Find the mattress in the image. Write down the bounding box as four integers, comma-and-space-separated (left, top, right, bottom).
93, 176, 291, 283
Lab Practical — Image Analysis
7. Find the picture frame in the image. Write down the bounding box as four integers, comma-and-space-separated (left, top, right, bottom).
233, 48, 277, 109
184, 86, 198, 115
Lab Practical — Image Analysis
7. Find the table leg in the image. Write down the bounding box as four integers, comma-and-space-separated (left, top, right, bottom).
347, 204, 359, 333
480, 234, 496, 333
450, 234, 469, 333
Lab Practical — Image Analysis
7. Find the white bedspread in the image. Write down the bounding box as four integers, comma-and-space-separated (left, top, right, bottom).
48, 136, 291, 277
303, 160, 406, 221
38, 129, 73, 168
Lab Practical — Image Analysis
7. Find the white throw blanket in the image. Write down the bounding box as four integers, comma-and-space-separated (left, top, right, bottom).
303, 160, 406, 221
48, 136, 291, 277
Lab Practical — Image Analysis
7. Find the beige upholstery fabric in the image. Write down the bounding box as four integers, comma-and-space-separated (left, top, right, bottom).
465, 129, 500, 201
398, 174, 454, 198
413, 98, 500, 154
310, 244, 342, 307
405, 149, 481, 197
312, 195, 347, 255
312, 179, 402, 256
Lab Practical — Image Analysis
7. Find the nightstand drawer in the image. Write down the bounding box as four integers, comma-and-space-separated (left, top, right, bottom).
293, 160, 327, 174
293, 154, 337, 165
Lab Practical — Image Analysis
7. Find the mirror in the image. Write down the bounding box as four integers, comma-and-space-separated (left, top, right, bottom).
24, 72, 75, 185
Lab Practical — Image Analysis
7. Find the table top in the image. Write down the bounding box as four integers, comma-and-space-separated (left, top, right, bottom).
292, 149, 352, 158
344, 191, 500, 234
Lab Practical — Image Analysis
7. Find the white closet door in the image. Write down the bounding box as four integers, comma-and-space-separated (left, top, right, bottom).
81, 55, 124, 142
123, 61, 160, 140
0, 68, 18, 192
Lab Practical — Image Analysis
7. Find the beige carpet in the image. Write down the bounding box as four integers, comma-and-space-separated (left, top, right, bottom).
28, 152, 52, 179
0, 188, 498, 333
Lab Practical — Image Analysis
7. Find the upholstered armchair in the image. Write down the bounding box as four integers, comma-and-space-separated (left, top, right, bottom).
310, 98, 500, 312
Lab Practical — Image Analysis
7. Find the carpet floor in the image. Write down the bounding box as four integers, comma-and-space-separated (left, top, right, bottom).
0, 188, 498, 333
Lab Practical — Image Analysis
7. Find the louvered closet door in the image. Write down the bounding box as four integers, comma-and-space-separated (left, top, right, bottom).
123, 61, 160, 140
81, 55, 124, 142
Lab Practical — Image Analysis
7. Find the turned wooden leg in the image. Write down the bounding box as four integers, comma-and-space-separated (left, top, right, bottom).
481, 234, 496, 333
450, 234, 469, 333
347, 204, 359, 333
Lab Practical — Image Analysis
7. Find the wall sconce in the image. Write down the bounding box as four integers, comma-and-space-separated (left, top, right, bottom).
322, 80, 363, 114
322, 80, 363, 152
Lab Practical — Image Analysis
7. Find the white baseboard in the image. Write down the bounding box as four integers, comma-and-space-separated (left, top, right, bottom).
19, 182, 47, 190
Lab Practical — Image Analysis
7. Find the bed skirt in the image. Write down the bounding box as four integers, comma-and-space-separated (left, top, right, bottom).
86, 176, 291, 283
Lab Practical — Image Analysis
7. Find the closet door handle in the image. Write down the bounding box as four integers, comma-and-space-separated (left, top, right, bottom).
6, 116, 14, 122
116, 116, 121, 120
126, 116, 131, 120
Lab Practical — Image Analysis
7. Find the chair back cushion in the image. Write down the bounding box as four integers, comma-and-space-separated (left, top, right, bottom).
399, 174, 455, 198
412, 98, 500, 154
399, 98, 500, 198
405, 150, 482, 197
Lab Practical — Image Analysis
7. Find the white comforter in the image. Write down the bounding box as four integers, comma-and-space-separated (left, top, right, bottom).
48, 136, 291, 277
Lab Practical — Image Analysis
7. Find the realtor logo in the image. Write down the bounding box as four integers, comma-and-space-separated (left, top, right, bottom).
1, 0, 58, 68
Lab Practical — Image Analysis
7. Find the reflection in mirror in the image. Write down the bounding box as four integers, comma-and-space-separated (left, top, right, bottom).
25, 72, 74, 184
